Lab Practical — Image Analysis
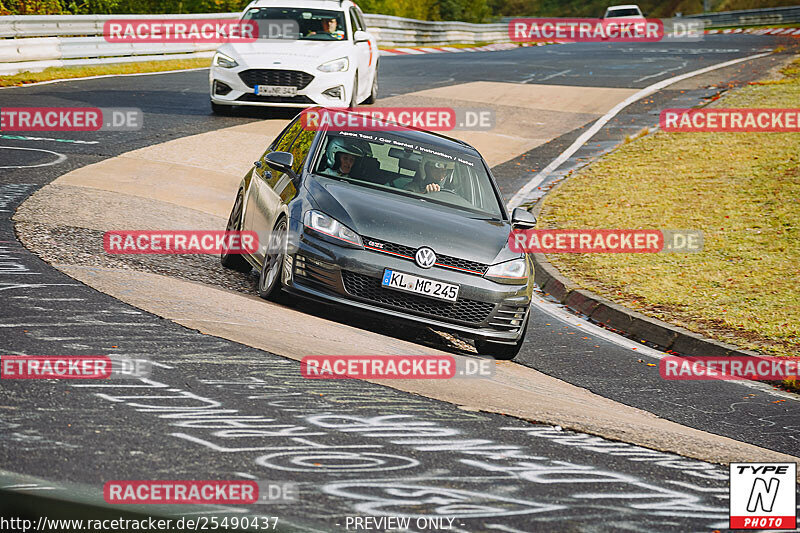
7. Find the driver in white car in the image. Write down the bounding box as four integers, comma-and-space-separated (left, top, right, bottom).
307, 17, 345, 40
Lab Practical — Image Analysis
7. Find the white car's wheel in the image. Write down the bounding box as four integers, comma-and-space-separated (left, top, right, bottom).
349, 74, 359, 108
364, 65, 378, 105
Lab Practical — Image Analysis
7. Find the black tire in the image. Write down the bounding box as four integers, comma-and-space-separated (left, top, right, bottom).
220, 190, 252, 273
211, 102, 233, 115
349, 74, 359, 108
257, 218, 287, 301
475, 313, 529, 360
363, 66, 378, 105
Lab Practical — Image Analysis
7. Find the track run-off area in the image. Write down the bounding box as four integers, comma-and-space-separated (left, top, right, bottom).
1, 34, 799, 532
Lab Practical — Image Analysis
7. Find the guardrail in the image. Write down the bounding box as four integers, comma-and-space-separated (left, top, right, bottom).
2, 6, 798, 77
0, 13, 511, 76
683, 5, 800, 27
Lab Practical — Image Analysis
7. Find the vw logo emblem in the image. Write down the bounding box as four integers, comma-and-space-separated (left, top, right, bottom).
415, 247, 437, 269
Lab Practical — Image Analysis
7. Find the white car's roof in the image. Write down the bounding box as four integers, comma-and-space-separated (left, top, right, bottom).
606, 4, 641, 9
246, 0, 355, 10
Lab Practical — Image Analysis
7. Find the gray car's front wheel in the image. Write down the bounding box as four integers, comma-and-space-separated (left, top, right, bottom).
257, 218, 287, 301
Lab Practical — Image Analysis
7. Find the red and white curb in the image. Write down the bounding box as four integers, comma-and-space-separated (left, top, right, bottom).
379, 27, 800, 57
380, 42, 523, 56
707, 27, 800, 36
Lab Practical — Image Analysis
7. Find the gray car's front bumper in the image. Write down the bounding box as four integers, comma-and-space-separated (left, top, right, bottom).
282, 227, 532, 344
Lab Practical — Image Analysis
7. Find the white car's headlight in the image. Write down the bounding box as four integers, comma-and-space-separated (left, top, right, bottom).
213, 52, 238, 69
303, 210, 362, 248
485, 258, 529, 284
318, 57, 349, 73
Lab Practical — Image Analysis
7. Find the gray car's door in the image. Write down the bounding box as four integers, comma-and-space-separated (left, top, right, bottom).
245, 119, 303, 264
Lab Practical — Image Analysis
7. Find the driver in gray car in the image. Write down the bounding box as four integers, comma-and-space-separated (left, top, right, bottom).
326, 138, 366, 178
409, 159, 452, 193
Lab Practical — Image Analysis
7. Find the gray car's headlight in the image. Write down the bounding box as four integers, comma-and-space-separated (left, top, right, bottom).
485, 257, 529, 284
317, 57, 349, 73
303, 210, 362, 248
213, 52, 238, 69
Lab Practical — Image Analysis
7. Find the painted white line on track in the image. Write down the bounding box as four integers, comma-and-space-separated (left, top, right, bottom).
528, 291, 799, 400
0, 67, 209, 90
0, 146, 66, 169
506, 51, 772, 209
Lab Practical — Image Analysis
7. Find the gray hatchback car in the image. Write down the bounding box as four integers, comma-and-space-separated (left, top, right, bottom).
221, 108, 536, 359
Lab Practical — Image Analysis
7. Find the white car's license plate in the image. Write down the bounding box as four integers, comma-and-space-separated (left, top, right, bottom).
255, 85, 297, 97
381, 269, 459, 302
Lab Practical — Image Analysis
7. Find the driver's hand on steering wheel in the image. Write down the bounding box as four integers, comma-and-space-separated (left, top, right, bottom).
425, 183, 441, 193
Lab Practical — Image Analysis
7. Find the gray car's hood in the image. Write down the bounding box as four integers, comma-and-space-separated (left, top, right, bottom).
307, 177, 514, 265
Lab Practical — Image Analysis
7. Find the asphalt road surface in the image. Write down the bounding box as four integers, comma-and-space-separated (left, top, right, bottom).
1, 34, 799, 532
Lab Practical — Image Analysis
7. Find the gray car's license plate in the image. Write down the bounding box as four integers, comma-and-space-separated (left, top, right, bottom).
382, 269, 459, 302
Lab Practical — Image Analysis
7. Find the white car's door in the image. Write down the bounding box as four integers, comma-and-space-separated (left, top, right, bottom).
349, 6, 374, 102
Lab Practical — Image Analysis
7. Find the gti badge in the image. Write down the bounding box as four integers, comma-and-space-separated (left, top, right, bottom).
415, 247, 436, 269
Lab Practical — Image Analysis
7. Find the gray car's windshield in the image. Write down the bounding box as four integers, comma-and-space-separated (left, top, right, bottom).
315, 131, 504, 219
242, 7, 347, 41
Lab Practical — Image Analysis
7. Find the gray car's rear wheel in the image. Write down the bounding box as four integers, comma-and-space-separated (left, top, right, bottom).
257, 218, 287, 300
475, 313, 529, 360
220, 190, 251, 273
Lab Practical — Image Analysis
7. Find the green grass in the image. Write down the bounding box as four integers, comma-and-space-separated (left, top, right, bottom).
539, 54, 800, 359
0, 57, 212, 87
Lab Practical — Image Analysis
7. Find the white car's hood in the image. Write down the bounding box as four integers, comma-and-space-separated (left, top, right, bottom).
218, 41, 350, 67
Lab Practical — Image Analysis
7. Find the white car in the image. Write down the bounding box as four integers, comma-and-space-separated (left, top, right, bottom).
602, 4, 645, 19
210, 0, 379, 113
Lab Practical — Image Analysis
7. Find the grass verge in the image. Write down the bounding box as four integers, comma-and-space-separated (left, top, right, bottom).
0, 57, 212, 87
538, 53, 800, 361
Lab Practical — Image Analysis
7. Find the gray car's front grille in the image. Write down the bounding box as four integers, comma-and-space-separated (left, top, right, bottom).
341, 271, 494, 325
362, 236, 489, 276
238, 69, 314, 89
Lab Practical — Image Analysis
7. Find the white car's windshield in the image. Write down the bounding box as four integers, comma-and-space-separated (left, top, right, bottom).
605, 8, 643, 17
316, 131, 504, 219
242, 7, 347, 41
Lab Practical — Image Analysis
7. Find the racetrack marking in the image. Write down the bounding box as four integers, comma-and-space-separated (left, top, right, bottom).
0, 183, 36, 212
507, 51, 772, 208
0, 146, 66, 169
0, 134, 98, 145
633, 60, 688, 83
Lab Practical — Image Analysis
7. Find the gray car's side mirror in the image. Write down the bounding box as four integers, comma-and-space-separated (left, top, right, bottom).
264, 151, 299, 183
511, 207, 537, 229
354, 30, 370, 43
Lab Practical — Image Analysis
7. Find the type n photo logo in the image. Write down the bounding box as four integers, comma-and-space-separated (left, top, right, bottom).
730, 463, 797, 530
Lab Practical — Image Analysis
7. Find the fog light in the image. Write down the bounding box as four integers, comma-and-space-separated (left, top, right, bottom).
214, 81, 232, 96
322, 86, 344, 99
